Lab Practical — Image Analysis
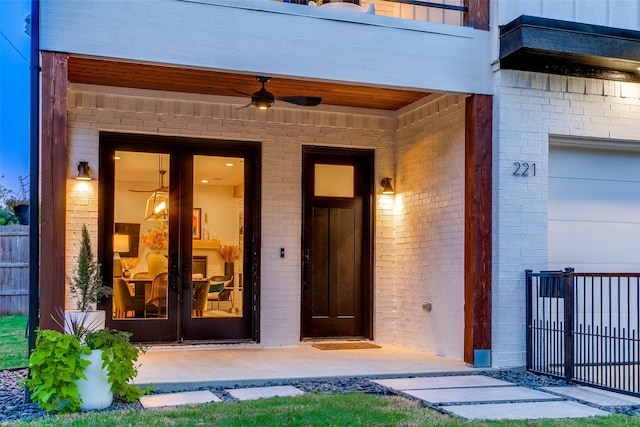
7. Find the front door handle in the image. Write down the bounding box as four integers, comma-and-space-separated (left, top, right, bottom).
302, 249, 310, 292
170, 253, 179, 293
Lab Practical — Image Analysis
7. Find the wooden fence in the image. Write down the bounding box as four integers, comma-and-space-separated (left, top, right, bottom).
0, 225, 29, 314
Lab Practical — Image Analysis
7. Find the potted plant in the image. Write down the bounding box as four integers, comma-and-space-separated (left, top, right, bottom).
0, 176, 28, 225
66, 224, 113, 332
24, 326, 145, 412
24, 224, 145, 412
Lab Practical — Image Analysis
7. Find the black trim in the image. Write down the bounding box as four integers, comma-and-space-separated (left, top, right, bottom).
500, 15, 640, 82
98, 132, 261, 343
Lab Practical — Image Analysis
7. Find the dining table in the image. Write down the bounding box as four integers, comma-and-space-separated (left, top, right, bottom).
122, 276, 210, 317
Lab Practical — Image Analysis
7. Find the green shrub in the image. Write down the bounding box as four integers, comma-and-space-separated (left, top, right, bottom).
0, 207, 18, 225
24, 328, 145, 413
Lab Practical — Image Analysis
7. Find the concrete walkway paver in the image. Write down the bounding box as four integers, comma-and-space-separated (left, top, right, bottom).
442, 400, 609, 420
140, 390, 221, 408
227, 385, 305, 401
373, 375, 513, 390
402, 385, 561, 404
542, 386, 640, 407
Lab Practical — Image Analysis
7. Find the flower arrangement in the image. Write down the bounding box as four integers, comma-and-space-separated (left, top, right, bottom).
218, 244, 241, 261
141, 223, 168, 251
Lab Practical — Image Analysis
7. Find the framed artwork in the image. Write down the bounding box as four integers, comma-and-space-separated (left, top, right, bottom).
114, 223, 140, 257
192, 208, 201, 239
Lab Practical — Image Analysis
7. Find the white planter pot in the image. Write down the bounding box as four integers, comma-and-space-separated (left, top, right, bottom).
75, 349, 113, 411
64, 310, 106, 334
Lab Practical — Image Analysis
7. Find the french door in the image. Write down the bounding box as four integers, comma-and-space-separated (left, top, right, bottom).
99, 133, 259, 343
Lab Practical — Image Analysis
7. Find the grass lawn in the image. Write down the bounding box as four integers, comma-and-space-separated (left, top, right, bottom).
0, 314, 28, 369
3, 392, 632, 427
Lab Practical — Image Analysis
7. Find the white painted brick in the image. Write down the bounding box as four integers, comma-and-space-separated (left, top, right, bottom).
68, 86, 397, 347
493, 70, 640, 368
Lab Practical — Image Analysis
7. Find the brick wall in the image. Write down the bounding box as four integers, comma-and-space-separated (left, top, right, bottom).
394, 94, 466, 358
66, 85, 397, 346
493, 71, 640, 367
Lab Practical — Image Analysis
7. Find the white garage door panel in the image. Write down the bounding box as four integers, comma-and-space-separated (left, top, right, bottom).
549, 221, 640, 270
550, 146, 640, 182
549, 178, 640, 223
549, 143, 640, 273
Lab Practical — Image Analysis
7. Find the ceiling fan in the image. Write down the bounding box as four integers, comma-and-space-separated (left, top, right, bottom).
234, 76, 322, 110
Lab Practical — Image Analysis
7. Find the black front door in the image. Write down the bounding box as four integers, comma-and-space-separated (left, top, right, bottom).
100, 133, 260, 343
301, 146, 373, 339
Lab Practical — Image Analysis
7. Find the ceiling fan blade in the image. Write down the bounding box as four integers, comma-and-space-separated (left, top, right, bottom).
277, 96, 322, 107
236, 102, 253, 110
231, 88, 252, 97
128, 189, 154, 193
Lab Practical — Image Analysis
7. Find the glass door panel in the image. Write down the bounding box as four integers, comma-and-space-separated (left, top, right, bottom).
103, 133, 258, 343
112, 151, 171, 321
189, 155, 244, 321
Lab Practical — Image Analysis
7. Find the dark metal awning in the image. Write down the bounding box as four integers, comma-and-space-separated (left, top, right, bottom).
500, 15, 640, 82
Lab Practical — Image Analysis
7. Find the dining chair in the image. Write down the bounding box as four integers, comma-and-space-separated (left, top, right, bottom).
207, 276, 233, 310
145, 272, 168, 317
113, 278, 144, 319
192, 281, 209, 317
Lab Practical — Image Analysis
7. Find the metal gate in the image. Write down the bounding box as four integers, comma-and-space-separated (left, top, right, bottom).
526, 268, 640, 396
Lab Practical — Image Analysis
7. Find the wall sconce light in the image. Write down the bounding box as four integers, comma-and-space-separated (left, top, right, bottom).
381, 178, 395, 195
76, 161, 91, 180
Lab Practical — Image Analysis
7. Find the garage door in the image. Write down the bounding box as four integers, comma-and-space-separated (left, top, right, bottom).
549, 142, 640, 272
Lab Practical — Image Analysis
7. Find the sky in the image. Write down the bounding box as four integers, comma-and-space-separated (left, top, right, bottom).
0, 0, 31, 195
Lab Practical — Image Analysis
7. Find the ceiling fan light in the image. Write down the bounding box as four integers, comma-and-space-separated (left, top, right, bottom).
252, 91, 275, 109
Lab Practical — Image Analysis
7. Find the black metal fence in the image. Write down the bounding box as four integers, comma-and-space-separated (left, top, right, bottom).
526, 268, 640, 396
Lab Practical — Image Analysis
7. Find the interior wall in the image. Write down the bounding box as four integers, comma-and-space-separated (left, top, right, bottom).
192, 184, 240, 277
111, 180, 239, 278
393, 94, 466, 358
65, 84, 396, 346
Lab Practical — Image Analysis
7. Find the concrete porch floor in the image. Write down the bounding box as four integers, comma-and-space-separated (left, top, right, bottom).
134, 343, 479, 392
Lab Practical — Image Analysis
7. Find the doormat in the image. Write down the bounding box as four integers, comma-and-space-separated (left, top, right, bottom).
311, 342, 381, 350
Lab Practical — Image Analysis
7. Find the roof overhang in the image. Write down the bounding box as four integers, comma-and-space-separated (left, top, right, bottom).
500, 15, 640, 82
67, 56, 431, 111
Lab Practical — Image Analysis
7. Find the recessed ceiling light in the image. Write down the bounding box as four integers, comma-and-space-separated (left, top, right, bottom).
225, 163, 234, 167
636, 66, 640, 72
114, 156, 121, 160
201, 179, 208, 183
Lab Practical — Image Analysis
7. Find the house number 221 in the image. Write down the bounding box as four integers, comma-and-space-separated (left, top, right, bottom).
513, 162, 536, 177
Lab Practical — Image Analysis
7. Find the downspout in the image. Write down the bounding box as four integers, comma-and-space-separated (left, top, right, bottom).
26, 0, 40, 401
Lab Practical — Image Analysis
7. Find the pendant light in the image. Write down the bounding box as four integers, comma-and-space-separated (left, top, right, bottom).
144, 156, 169, 221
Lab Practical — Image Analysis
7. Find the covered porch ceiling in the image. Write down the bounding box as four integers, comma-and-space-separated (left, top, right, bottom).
67, 56, 431, 111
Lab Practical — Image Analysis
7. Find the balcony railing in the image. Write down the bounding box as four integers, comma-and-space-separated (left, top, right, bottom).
281, 0, 468, 26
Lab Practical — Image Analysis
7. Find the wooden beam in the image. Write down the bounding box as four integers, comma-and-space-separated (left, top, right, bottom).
464, 94, 492, 366
40, 52, 68, 331
465, 0, 489, 31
